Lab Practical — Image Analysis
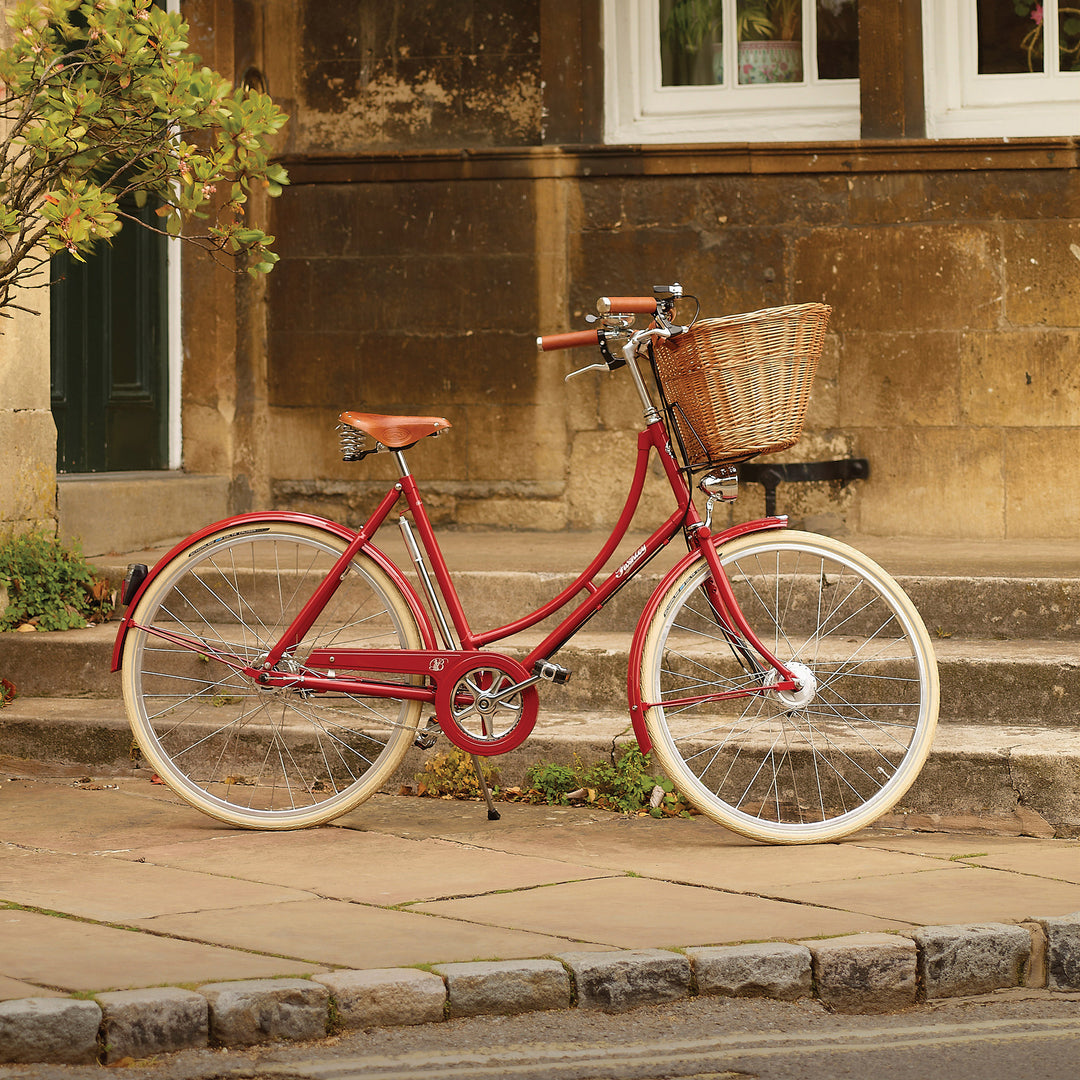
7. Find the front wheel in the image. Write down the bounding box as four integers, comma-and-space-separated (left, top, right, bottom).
121, 520, 426, 829
638, 531, 939, 844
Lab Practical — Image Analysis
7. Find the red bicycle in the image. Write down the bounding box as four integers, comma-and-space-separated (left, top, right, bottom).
113, 286, 939, 844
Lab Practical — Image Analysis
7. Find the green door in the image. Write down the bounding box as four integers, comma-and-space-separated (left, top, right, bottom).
50, 198, 169, 473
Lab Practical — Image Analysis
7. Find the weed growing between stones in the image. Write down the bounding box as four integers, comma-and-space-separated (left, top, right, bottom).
408, 745, 697, 818
0, 530, 115, 631
413, 749, 500, 800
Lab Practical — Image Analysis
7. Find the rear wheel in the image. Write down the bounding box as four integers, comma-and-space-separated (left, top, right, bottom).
121, 520, 425, 829
638, 531, 939, 843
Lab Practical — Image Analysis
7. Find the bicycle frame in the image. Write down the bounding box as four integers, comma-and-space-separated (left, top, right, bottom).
112, 350, 802, 761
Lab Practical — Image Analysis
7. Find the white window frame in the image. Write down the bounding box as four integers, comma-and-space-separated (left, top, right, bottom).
603, 0, 860, 144
923, 0, 1080, 138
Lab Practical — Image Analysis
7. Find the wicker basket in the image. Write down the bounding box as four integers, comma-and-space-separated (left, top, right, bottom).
652, 302, 831, 467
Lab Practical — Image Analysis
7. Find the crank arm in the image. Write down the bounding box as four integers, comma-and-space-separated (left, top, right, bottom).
470, 673, 541, 710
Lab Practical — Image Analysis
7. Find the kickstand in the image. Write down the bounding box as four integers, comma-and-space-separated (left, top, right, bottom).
471, 753, 501, 821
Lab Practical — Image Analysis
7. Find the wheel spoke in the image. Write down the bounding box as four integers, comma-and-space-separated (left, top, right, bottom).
641, 532, 938, 844
122, 524, 424, 828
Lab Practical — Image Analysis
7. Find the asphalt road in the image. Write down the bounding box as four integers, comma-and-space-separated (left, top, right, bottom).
5, 990, 1080, 1080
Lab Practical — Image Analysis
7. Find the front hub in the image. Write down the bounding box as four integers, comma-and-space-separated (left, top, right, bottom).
764, 661, 817, 710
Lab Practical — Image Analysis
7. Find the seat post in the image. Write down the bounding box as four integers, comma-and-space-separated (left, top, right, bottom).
393, 449, 411, 477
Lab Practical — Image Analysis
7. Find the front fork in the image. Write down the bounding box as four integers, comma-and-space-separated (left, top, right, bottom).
626, 515, 797, 754
694, 523, 798, 688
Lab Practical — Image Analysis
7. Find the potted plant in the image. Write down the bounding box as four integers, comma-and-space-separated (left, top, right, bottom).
1014, 0, 1080, 71
663, 0, 725, 82
738, 0, 803, 84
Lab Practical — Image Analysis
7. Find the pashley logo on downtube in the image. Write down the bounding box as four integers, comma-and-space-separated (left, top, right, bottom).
615, 543, 648, 580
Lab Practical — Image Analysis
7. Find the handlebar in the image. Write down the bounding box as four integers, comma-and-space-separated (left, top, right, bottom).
535, 285, 698, 379
597, 296, 658, 315
536, 328, 600, 352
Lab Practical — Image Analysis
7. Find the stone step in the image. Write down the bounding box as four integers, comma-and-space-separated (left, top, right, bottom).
88, 534, 1080, 642
441, 570, 1079, 642
59, 473, 229, 558
1, 624, 1075, 728
0, 699, 1076, 837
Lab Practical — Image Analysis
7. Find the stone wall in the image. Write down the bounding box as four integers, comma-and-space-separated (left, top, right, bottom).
264, 150, 1080, 540
198, 0, 1080, 541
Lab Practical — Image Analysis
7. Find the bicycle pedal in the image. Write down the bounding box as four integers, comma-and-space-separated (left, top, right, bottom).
413, 718, 440, 750
533, 660, 572, 685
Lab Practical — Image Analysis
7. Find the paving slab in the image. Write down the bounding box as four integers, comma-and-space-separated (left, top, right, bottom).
366, 818, 955, 891
781, 865, 1080, 927
0, 977, 63, 1003
412, 876, 909, 949
130, 897, 610, 970
0, 909, 324, 993
0, 777, 231, 853
0, 848, 315, 922
936, 843, 1080, 884
115, 827, 619, 906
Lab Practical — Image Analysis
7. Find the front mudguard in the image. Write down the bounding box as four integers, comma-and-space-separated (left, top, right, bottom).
110, 511, 437, 672
626, 517, 788, 754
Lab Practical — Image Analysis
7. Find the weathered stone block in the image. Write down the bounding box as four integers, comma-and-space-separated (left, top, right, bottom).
465, 403, 566, 484
454, 495, 569, 530
566, 430, 671, 529
853, 426, 1004, 539
1005, 429, 1080, 541
313, 969, 446, 1028
1036, 913, 1080, 990
961, 330, 1080, 428
912, 923, 1031, 999
434, 959, 570, 1018
795, 224, 1003, 333
806, 934, 917, 1013
0, 997, 101, 1065
557, 950, 691, 1012
687, 943, 813, 1001
1010, 745, 1080, 829
1002, 220, 1080, 327
0, 410, 57, 530
97, 987, 208, 1064
200, 978, 329, 1047
848, 172, 928, 226
839, 331, 961, 427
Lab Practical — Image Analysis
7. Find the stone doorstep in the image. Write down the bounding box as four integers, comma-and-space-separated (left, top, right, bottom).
1, 917, 1079, 1065
57, 472, 229, 560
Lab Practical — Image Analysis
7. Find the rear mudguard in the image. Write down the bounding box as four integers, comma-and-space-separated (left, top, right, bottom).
110, 511, 436, 672
626, 517, 788, 754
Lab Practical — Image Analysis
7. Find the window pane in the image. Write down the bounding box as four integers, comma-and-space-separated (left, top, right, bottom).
1061, 4, 1080, 70
660, 0, 724, 85
817, 0, 858, 79
977, 0, 1045, 74
738, 0, 803, 84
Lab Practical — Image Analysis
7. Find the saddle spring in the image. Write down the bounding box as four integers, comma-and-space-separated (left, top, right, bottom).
338, 423, 372, 462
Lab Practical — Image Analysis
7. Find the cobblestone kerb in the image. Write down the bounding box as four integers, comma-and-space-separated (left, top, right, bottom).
1, 913, 1078, 1065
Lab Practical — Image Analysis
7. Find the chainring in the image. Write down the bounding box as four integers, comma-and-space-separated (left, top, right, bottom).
433, 653, 539, 756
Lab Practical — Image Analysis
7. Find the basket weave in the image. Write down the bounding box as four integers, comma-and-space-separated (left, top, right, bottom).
652, 302, 831, 467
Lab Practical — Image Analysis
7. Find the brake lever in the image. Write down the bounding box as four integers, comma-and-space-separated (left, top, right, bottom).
564, 361, 610, 382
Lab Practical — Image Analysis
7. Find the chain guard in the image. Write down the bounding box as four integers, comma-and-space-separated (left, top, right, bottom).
434, 653, 539, 756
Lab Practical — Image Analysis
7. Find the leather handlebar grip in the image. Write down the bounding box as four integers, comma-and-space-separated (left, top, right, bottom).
597, 296, 657, 315
536, 329, 601, 352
